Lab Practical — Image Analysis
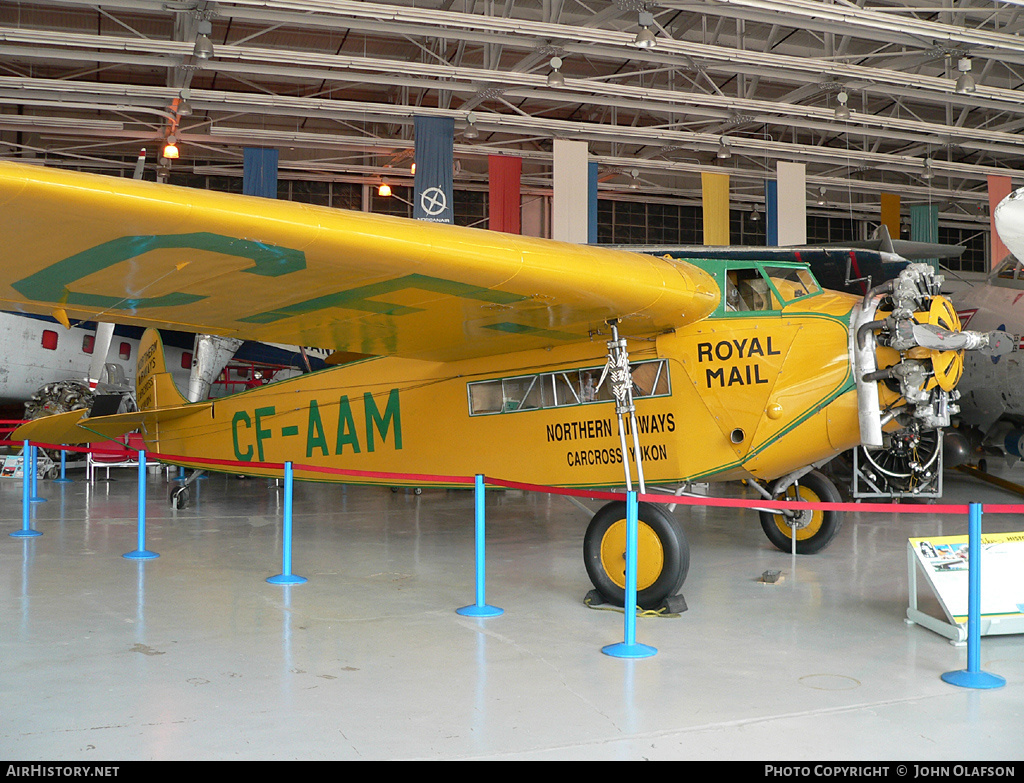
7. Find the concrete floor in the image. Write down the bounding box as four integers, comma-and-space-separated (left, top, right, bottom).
1, 461, 1022, 761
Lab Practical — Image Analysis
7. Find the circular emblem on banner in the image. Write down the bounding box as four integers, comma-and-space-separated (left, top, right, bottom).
420, 186, 448, 216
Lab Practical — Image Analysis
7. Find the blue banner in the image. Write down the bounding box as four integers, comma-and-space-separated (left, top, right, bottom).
243, 147, 278, 199
588, 160, 599, 244
765, 179, 778, 246
414, 117, 454, 224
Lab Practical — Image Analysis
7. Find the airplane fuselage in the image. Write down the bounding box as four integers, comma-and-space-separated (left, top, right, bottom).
141, 286, 861, 488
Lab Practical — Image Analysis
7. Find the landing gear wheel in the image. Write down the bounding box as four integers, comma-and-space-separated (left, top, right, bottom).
171, 485, 190, 510
583, 501, 689, 609
759, 469, 842, 554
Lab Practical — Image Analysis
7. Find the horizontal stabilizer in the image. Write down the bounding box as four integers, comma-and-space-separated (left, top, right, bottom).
12, 410, 91, 444
12, 403, 211, 445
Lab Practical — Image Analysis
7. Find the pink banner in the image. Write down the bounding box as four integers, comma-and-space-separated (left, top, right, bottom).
989, 174, 1013, 270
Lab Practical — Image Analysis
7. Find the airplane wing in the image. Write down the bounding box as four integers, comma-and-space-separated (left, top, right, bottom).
0, 161, 719, 363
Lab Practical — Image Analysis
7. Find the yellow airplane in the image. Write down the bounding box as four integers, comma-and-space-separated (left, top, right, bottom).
0, 161, 1002, 609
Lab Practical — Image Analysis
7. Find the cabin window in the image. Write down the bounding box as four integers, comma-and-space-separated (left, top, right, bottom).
41, 330, 58, 351
467, 359, 670, 416
724, 269, 774, 312
82, 335, 95, 354
119, 342, 131, 361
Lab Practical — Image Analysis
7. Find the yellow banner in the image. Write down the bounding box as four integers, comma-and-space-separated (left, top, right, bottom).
702, 172, 730, 246
881, 192, 901, 240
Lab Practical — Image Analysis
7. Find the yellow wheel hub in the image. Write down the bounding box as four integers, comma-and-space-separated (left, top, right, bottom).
769, 485, 824, 541
599, 519, 664, 591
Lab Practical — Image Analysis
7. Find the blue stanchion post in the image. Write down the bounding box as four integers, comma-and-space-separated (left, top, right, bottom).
603, 491, 657, 659
29, 444, 45, 503
54, 449, 72, 483
942, 502, 1005, 689
268, 462, 307, 585
11, 440, 42, 538
123, 450, 158, 560
457, 474, 503, 617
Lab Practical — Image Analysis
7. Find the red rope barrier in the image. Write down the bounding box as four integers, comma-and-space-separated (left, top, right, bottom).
7, 436, 1024, 514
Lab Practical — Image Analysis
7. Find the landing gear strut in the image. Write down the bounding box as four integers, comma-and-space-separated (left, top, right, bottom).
758, 469, 843, 554
170, 469, 205, 509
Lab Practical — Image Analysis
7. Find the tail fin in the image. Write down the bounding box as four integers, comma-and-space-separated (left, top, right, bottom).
136, 328, 187, 411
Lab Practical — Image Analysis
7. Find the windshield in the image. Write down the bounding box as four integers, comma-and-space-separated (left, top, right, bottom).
763, 266, 821, 305
722, 265, 821, 313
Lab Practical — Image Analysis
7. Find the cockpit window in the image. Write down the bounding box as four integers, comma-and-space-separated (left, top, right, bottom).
995, 256, 1022, 280
990, 256, 1024, 289
722, 265, 820, 314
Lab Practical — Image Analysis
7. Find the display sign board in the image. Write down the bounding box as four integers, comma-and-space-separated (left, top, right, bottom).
1, 455, 24, 479
906, 532, 1024, 642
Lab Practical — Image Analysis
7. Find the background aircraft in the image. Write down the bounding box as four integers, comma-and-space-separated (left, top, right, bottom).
1, 161, 1002, 610
945, 188, 1024, 468
0, 311, 329, 421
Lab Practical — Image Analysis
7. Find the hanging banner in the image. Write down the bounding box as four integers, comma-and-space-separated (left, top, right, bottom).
881, 192, 901, 241
414, 116, 454, 224
989, 174, 1013, 270
776, 162, 806, 245
552, 139, 588, 243
488, 155, 521, 234
766, 180, 778, 246
588, 160, 599, 245
243, 147, 279, 199
910, 203, 939, 271
701, 172, 730, 246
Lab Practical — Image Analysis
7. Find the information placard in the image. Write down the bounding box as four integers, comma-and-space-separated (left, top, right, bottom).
0, 455, 24, 479
907, 531, 1024, 641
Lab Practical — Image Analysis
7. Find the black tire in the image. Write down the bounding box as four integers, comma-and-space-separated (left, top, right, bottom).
759, 469, 842, 554
171, 486, 190, 510
584, 501, 689, 609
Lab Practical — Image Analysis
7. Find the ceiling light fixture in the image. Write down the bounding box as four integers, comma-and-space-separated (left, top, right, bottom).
633, 11, 657, 49
193, 20, 214, 60
463, 112, 480, 140
378, 182, 392, 197
955, 57, 976, 94
817, 186, 827, 206
716, 137, 732, 159
922, 158, 935, 180
835, 90, 851, 121
547, 57, 565, 88
176, 88, 193, 117
750, 205, 761, 223
162, 134, 179, 160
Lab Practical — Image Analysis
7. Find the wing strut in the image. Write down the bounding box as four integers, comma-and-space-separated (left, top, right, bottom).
598, 321, 647, 494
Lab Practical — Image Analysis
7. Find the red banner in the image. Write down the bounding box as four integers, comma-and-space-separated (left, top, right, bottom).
488, 155, 521, 234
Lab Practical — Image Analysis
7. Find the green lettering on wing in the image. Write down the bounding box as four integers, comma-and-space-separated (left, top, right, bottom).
239, 273, 525, 324
14, 233, 306, 310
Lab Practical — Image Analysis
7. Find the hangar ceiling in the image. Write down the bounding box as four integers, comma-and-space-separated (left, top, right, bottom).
1, 0, 1022, 227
